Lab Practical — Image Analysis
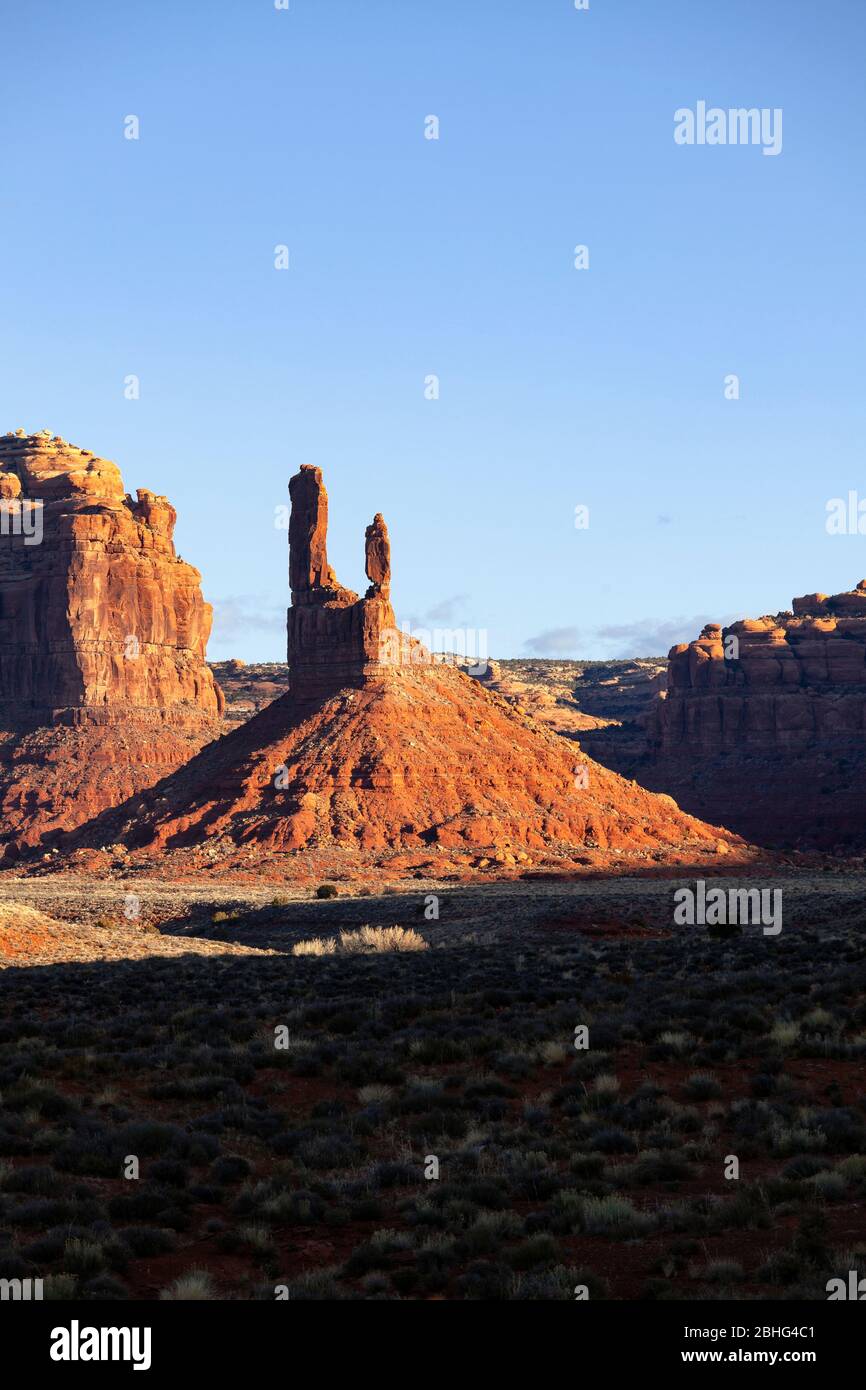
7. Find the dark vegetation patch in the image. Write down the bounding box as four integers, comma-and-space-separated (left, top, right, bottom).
0, 922, 864, 1299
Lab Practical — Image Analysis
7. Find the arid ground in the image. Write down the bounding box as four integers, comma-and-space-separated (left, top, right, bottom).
1, 870, 863, 1301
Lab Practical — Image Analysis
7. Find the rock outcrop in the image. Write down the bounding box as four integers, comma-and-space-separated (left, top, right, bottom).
285, 465, 415, 700
60, 468, 746, 881
0, 431, 223, 851
642, 582, 866, 848
652, 583, 866, 753
0, 430, 222, 723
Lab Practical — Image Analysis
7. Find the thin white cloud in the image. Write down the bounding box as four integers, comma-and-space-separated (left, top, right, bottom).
523, 626, 582, 655
210, 595, 286, 643
593, 615, 722, 657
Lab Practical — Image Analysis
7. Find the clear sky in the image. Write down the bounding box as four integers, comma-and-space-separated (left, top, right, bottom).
1, 0, 863, 662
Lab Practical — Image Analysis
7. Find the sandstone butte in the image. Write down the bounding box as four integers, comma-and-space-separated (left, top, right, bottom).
64, 465, 745, 882
0, 430, 223, 855
643, 582, 866, 850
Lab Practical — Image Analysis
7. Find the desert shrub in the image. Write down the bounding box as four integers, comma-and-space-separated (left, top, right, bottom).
315, 885, 338, 899
0, 1164, 62, 1195
622, 1152, 695, 1186
454, 1259, 513, 1299
770, 1125, 827, 1157
7, 1197, 104, 1227
118, 1226, 177, 1257
505, 1233, 561, 1270
292, 937, 337, 957
237, 1224, 275, 1254
781, 1155, 827, 1180
357, 1083, 393, 1105
812, 1108, 865, 1152
148, 1160, 189, 1188
514, 1263, 607, 1300
63, 1239, 107, 1276
260, 1189, 324, 1224
159, 1269, 217, 1300
581, 1195, 655, 1237
707, 1186, 772, 1232
588, 1127, 636, 1154
42, 1273, 78, 1300
700, 1259, 745, 1284
657, 1031, 693, 1055
460, 1212, 519, 1256
808, 1171, 847, 1201
278, 1265, 347, 1299
836, 1155, 866, 1182
81, 1274, 129, 1300
210, 1155, 251, 1184
108, 1188, 188, 1223
341, 926, 427, 954
682, 1073, 723, 1101
756, 1248, 808, 1286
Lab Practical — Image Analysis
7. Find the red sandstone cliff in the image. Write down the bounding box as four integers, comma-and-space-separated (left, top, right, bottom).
642, 582, 866, 849
0, 431, 223, 851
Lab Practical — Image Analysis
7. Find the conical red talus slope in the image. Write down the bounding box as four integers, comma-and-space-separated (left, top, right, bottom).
56, 466, 746, 879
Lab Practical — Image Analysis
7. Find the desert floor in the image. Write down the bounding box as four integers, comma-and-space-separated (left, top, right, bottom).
0, 869, 863, 1300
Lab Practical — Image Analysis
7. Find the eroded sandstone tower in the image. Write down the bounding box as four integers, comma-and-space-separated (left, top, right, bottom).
286, 464, 411, 699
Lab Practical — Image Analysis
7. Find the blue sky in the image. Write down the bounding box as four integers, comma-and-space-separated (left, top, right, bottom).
1, 0, 864, 662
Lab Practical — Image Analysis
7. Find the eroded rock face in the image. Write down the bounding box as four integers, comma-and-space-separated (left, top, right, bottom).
652, 585, 866, 754
0, 431, 223, 851
364, 513, 390, 595
0, 431, 223, 725
286, 465, 413, 700
642, 583, 866, 848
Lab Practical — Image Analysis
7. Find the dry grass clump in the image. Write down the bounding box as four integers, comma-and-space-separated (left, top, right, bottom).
292, 937, 337, 957
291, 925, 427, 957
159, 1269, 217, 1300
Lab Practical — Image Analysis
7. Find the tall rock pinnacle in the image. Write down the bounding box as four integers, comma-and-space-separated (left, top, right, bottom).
286, 467, 412, 699
365, 513, 390, 595
288, 464, 338, 596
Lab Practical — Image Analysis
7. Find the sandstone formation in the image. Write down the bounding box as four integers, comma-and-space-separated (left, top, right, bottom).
60, 469, 744, 880
364, 513, 390, 595
0, 431, 222, 722
641, 582, 866, 848
0, 431, 223, 851
285, 466, 413, 702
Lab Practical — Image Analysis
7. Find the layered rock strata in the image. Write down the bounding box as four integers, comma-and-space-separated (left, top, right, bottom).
0, 430, 222, 725
641, 582, 866, 848
0, 431, 223, 851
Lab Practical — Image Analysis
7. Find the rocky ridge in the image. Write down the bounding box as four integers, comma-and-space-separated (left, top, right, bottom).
641, 582, 866, 848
